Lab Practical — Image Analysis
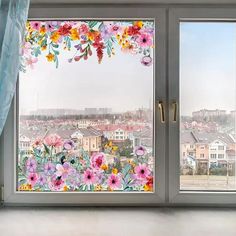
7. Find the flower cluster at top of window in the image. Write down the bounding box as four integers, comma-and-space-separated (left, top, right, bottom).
20, 20, 154, 71
18, 134, 154, 192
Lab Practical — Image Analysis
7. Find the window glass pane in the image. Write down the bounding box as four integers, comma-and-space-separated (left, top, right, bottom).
180, 22, 236, 190
18, 20, 155, 192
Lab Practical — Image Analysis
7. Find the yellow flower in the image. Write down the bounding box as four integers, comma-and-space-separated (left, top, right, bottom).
101, 164, 108, 171
19, 184, 32, 191
50, 32, 60, 43
40, 26, 46, 34
134, 21, 143, 28
95, 185, 102, 191
70, 28, 79, 40
112, 145, 118, 151
46, 53, 55, 62
108, 141, 113, 147
112, 168, 118, 174
63, 186, 69, 191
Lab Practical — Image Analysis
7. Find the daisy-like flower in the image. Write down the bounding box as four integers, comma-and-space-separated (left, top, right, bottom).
30, 21, 41, 31
134, 163, 150, 179
28, 173, 38, 187
137, 33, 152, 48
83, 169, 96, 185
107, 174, 122, 190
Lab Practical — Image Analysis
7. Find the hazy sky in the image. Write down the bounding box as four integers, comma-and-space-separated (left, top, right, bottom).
19, 39, 153, 114
180, 22, 236, 116
20, 22, 236, 116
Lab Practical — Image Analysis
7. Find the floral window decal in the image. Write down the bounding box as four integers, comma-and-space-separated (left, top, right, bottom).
21, 20, 154, 71
18, 20, 154, 192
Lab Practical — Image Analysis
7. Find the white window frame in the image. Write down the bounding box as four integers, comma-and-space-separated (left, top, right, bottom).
169, 8, 236, 205
2, 6, 167, 206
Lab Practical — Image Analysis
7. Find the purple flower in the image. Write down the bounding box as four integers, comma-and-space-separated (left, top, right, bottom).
135, 146, 146, 156
100, 24, 112, 40
38, 174, 47, 186
44, 162, 56, 175
141, 56, 152, 66
26, 158, 37, 172
63, 139, 75, 150
56, 162, 76, 180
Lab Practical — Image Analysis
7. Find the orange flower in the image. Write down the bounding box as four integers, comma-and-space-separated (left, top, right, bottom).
63, 186, 69, 191
41, 45, 47, 51
134, 21, 143, 29
101, 164, 108, 171
39, 26, 46, 34
87, 30, 100, 41
50, 32, 60, 43
46, 53, 55, 62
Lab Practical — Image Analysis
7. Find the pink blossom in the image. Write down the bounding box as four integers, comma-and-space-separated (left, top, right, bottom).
79, 24, 89, 35
137, 33, 152, 47
44, 134, 62, 147
30, 21, 41, 31
38, 174, 46, 186
91, 152, 105, 169
83, 169, 96, 185
21, 41, 31, 56
48, 175, 65, 191
134, 163, 150, 179
107, 174, 122, 190
28, 173, 38, 187
25, 56, 38, 69
56, 162, 75, 179
141, 56, 152, 66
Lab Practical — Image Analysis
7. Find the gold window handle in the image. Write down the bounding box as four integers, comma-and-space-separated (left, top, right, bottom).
172, 101, 178, 122
158, 101, 165, 123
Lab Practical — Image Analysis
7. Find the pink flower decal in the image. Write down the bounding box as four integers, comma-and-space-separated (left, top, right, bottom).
44, 134, 62, 147
91, 152, 105, 169
83, 169, 96, 185
108, 174, 122, 190
134, 163, 150, 179
137, 33, 153, 48
28, 173, 38, 187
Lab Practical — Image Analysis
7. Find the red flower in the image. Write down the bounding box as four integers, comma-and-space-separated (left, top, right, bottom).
92, 37, 105, 64
146, 176, 153, 189
127, 25, 140, 36
58, 24, 72, 36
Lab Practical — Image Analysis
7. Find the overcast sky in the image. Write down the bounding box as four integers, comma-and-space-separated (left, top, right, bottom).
20, 22, 236, 116
19, 38, 153, 114
180, 22, 236, 116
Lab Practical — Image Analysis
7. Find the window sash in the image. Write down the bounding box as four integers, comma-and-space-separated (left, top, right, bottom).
2, 6, 166, 205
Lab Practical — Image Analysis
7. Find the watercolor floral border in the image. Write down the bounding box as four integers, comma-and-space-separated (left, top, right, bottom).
18, 134, 154, 192
20, 20, 154, 71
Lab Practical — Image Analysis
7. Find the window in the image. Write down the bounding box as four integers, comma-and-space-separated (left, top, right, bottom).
5, 6, 236, 206
17, 18, 155, 193
218, 146, 224, 150
179, 21, 236, 192
210, 154, 217, 159
218, 154, 225, 159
